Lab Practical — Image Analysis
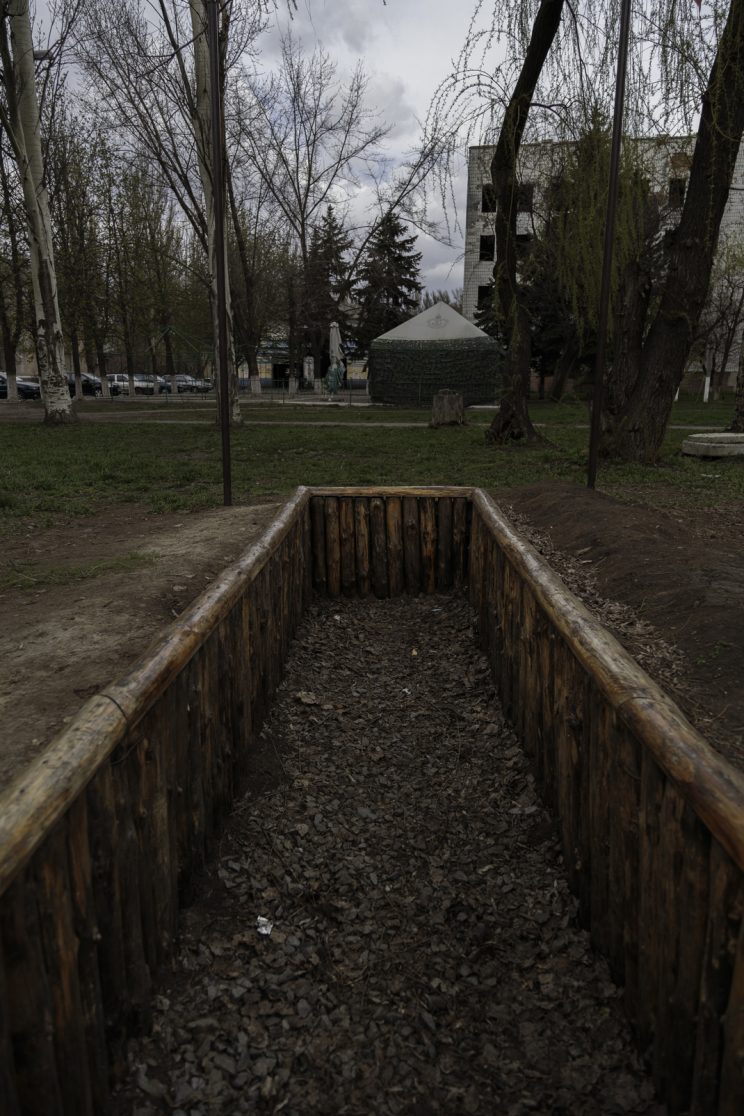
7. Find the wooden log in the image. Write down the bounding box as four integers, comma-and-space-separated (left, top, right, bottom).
169, 668, 193, 898
419, 497, 437, 594
0, 872, 63, 1114
85, 763, 129, 1055
653, 793, 710, 1112
540, 627, 558, 809
354, 498, 371, 595
66, 797, 111, 1113
339, 498, 356, 597
324, 498, 342, 598
468, 511, 483, 617
301, 500, 313, 608
0, 938, 21, 1116
310, 495, 327, 594
232, 596, 253, 782
35, 826, 95, 1115
385, 497, 405, 596
552, 650, 585, 895
402, 496, 421, 595
369, 497, 389, 598
311, 485, 473, 498
615, 725, 642, 1024
516, 582, 538, 750
132, 699, 178, 969
472, 488, 744, 873
690, 840, 744, 1115
498, 558, 515, 719
110, 750, 152, 1029
636, 752, 666, 1055
436, 497, 453, 590
452, 496, 469, 589
589, 701, 613, 960
719, 914, 744, 1115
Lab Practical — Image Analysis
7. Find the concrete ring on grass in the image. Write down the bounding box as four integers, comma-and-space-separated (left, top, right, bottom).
682, 432, 744, 457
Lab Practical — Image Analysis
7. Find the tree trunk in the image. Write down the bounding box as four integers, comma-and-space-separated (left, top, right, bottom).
189, 0, 241, 425
226, 166, 260, 378
603, 0, 744, 461
70, 328, 83, 398
550, 331, 580, 401
4, 1, 74, 423
728, 338, 744, 432
485, 0, 564, 445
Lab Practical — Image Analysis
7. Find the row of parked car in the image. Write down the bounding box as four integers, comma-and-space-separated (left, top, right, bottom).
0, 371, 212, 399
105, 373, 213, 395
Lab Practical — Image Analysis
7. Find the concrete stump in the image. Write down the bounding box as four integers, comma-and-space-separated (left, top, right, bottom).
431, 389, 465, 427
682, 433, 744, 457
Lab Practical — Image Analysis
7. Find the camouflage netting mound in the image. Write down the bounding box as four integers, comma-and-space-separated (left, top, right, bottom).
368, 337, 503, 407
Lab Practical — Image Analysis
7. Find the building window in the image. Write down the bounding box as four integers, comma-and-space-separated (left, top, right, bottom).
517, 182, 535, 214
477, 284, 493, 310
481, 184, 497, 213
479, 234, 495, 261
669, 177, 686, 208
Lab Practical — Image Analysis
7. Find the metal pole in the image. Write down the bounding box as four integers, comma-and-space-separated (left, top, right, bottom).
587, 0, 632, 489
207, 0, 232, 505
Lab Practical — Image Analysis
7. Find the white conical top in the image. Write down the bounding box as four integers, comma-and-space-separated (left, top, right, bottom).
375, 301, 491, 342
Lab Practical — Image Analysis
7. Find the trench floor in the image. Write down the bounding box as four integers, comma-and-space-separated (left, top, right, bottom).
116, 595, 664, 1116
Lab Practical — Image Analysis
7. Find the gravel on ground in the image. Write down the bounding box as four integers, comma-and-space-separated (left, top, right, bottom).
115, 595, 663, 1116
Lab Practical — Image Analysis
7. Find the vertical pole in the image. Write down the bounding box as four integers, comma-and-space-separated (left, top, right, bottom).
207, 0, 232, 505
587, 0, 632, 489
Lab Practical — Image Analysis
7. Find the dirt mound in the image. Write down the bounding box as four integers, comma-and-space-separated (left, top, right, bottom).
497, 482, 744, 768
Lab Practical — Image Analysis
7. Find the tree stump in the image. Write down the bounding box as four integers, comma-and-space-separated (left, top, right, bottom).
430, 389, 465, 427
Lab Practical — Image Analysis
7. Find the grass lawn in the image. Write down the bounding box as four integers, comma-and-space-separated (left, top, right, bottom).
0, 398, 740, 532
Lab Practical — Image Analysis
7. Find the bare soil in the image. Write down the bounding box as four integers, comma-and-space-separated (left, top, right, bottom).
0, 501, 282, 791
1, 482, 742, 793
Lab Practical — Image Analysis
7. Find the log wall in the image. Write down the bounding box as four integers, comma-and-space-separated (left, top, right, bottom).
468, 489, 744, 1116
2, 485, 744, 1115
0, 489, 312, 1115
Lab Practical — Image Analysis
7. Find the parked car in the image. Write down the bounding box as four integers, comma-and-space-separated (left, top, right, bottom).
0, 372, 41, 400
174, 374, 198, 393
107, 373, 130, 395
67, 372, 103, 397
193, 377, 213, 393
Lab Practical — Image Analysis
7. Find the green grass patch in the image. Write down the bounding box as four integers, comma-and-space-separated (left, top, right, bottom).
0, 551, 153, 591
1, 399, 741, 536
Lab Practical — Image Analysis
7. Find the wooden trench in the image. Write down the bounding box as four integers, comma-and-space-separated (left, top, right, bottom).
1, 485, 743, 1115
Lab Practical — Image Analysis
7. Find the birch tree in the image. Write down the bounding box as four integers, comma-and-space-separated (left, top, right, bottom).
0, 0, 74, 421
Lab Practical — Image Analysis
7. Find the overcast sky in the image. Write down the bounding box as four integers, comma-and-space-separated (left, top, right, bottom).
259, 0, 488, 294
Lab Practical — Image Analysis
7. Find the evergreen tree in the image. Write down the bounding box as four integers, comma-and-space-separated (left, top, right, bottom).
301, 205, 351, 374
355, 213, 422, 351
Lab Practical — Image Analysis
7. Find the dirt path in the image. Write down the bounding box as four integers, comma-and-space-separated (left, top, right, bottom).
114, 596, 663, 1116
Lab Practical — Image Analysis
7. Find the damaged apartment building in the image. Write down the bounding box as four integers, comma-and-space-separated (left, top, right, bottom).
462, 139, 744, 395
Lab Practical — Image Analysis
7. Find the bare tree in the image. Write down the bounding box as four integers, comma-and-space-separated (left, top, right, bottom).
0, 0, 77, 421
0, 121, 27, 400
78, 0, 268, 423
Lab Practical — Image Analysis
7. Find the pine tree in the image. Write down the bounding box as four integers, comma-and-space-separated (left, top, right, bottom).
355, 213, 422, 351
301, 205, 351, 374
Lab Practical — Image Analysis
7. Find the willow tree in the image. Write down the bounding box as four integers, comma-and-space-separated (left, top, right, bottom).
0, 0, 74, 422
428, 0, 744, 459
